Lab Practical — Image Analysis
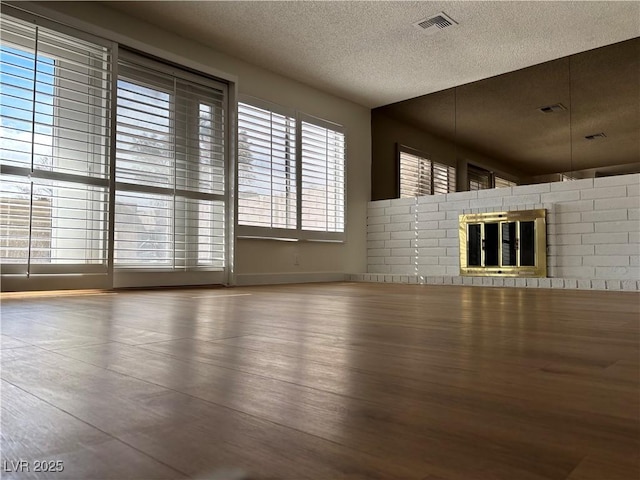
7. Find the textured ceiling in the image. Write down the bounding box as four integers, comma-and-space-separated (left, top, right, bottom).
102, 1, 640, 108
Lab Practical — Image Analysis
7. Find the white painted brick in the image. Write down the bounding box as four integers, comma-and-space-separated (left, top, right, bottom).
438, 219, 458, 230
551, 234, 582, 245
367, 240, 385, 249
582, 209, 628, 222
582, 232, 628, 245
629, 208, 639, 221
482, 277, 493, 286
515, 278, 527, 288
549, 178, 594, 191
385, 205, 411, 216
390, 231, 416, 240
563, 279, 578, 289
446, 266, 460, 275
384, 256, 410, 265
446, 229, 459, 238
627, 183, 639, 197
367, 224, 385, 233
547, 212, 581, 225
368, 215, 390, 225
417, 266, 446, 276
630, 256, 639, 266
538, 278, 551, 288
577, 279, 592, 289
552, 256, 583, 267
581, 186, 627, 200
439, 256, 458, 266
503, 278, 515, 287
470, 197, 504, 209
606, 280, 622, 291
416, 238, 439, 247
583, 256, 630, 267
553, 223, 594, 234
417, 220, 439, 230
385, 222, 411, 232
591, 279, 607, 290
439, 199, 470, 211
541, 191, 581, 204
446, 211, 461, 220
632, 232, 640, 244
462, 276, 474, 285
368, 248, 391, 257
408, 275, 418, 284
594, 220, 639, 233
368, 257, 386, 266
416, 256, 439, 265
593, 174, 639, 187
417, 201, 439, 212
595, 244, 640, 255
447, 190, 479, 201
391, 248, 414, 257
385, 239, 410, 248
452, 276, 463, 285
513, 183, 551, 195
596, 266, 640, 280
502, 194, 541, 207
417, 211, 446, 222
492, 278, 504, 287
389, 213, 415, 223
555, 200, 594, 212
439, 238, 459, 247
368, 231, 390, 241
621, 280, 638, 291
526, 278, 540, 288
595, 197, 639, 210
417, 195, 442, 204
548, 245, 594, 256
418, 229, 446, 239
556, 266, 595, 278
446, 247, 459, 256
390, 265, 414, 274
477, 187, 511, 198
391, 197, 419, 207
417, 247, 447, 257
368, 200, 391, 208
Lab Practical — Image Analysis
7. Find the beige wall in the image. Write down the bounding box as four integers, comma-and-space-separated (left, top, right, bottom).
30, 1, 371, 280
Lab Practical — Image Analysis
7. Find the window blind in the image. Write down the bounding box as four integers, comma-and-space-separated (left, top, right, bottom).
0, 12, 111, 273
237, 102, 296, 230
494, 176, 516, 188
399, 149, 455, 197
115, 53, 226, 270
468, 164, 492, 191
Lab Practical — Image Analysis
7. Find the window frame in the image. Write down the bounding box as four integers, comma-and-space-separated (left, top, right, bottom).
236, 96, 346, 242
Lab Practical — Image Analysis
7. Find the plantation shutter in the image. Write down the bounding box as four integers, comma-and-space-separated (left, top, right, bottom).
237, 102, 297, 232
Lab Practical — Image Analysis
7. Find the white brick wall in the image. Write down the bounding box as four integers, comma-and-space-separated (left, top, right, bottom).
365, 174, 640, 290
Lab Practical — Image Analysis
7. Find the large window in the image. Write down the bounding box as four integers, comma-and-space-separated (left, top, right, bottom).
1, 7, 230, 289
0, 12, 111, 275
114, 53, 226, 270
399, 147, 456, 198
237, 99, 345, 241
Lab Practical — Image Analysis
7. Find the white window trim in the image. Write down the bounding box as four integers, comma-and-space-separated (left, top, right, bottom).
236, 95, 346, 242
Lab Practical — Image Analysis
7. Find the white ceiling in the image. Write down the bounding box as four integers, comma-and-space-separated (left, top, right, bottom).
104, 1, 640, 108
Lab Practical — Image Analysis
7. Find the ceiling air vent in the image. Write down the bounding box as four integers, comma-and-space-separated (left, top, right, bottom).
414, 12, 458, 34
585, 132, 607, 140
538, 103, 567, 114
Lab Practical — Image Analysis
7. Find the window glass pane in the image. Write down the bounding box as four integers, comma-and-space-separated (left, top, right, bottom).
520, 221, 536, 266
301, 121, 344, 232
501, 222, 517, 266
238, 103, 296, 229
484, 222, 499, 266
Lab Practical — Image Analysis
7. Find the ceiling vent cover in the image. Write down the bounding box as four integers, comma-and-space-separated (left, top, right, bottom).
538, 103, 567, 114
414, 12, 458, 34
585, 132, 607, 140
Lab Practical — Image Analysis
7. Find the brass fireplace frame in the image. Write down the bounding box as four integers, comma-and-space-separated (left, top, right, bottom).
459, 209, 547, 277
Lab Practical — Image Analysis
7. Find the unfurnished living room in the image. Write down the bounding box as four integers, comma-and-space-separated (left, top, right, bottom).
0, 1, 638, 479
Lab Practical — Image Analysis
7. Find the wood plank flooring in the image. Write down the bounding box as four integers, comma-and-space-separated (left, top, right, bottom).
1, 282, 638, 480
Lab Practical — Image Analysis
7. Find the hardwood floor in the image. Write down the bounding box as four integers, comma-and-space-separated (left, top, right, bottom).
1, 282, 638, 480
